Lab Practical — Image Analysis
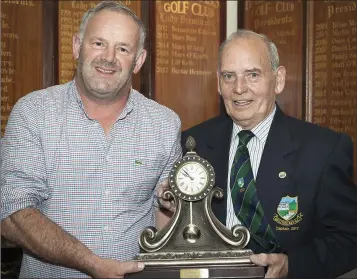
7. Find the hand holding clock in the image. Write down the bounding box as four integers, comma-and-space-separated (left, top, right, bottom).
156, 179, 176, 212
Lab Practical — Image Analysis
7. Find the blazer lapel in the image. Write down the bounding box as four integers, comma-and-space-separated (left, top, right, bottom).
205, 115, 232, 225
255, 107, 298, 227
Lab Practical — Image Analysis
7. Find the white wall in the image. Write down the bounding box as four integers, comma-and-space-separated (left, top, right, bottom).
226, 1, 238, 38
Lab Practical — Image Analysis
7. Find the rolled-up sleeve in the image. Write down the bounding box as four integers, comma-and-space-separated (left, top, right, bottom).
1, 98, 48, 220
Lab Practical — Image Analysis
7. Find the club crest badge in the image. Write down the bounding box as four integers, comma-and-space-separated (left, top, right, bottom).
237, 177, 244, 188
273, 196, 303, 227
278, 196, 298, 220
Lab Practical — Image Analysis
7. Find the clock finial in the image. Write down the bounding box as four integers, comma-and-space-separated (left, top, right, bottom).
186, 136, 196, 152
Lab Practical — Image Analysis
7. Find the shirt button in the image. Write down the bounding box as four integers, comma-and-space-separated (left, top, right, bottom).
104, 225, 110, 231
104, 190, 110, 197
106, 155, 112, 161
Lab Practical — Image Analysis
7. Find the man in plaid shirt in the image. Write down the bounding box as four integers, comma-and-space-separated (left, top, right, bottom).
1, 1, 181, 278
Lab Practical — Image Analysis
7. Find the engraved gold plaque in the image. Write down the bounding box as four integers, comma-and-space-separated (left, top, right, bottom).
180, 268, 209, 278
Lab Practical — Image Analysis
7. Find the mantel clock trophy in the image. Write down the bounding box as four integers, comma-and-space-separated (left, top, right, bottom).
126, 137, 264, 279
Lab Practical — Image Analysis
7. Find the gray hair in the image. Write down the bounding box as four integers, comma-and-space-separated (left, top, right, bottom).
218, 29, 280, 71
78, 1, 146, 53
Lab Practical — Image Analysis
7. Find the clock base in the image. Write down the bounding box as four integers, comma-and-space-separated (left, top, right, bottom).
125, 263, 265, 279
125, 250, 264, 279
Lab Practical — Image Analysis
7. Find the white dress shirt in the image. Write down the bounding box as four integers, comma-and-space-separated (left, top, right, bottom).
226, 106, 276, 229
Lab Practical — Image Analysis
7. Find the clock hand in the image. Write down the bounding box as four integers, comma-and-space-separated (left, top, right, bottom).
182, 169, 194, 180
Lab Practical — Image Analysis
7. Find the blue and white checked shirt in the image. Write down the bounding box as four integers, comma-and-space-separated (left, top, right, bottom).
1, 81, 182, 278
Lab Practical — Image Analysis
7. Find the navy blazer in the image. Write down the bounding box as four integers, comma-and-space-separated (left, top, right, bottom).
182, 107, 357, 279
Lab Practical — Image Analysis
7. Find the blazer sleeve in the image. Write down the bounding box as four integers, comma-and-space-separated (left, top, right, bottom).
288, 134, 357, 278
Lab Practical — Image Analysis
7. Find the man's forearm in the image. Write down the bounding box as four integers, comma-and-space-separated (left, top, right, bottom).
1, 208, 100, 276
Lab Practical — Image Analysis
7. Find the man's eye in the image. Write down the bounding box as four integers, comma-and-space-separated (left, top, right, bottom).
246, 72, 259, 81
93, 42, 104, 47
119, 47, 128, 53
222, 73, 235, 81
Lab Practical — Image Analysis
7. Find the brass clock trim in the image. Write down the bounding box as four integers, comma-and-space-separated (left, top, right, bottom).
169, 155, 215, 201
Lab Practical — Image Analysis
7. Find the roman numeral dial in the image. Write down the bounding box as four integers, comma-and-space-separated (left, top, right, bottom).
175, 162, 209, 196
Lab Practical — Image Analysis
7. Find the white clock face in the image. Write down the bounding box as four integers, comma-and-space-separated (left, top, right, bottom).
175, 162, 208, 196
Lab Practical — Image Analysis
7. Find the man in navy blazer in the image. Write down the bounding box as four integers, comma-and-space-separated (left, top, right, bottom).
180, 30, 357, 278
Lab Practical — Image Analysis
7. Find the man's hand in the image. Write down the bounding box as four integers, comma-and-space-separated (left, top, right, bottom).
156, 179, 175, 212
88, 258, 144, 278
250, 253, 288, 278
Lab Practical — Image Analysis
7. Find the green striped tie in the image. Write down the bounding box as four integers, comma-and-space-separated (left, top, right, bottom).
230, 130, 277, 251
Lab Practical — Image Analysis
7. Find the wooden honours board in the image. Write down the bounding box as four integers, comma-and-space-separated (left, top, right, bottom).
240, 1, 304, 119
154, 1, 222, 130
58, 0, 141, 90
240, 0, 357, 183
1, 1, 43, 137
306, 1, 357, 182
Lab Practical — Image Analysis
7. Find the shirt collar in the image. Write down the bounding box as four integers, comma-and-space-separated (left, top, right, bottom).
232, 105, 276, 144
118, 87, 134, 120
69, 79, 83, 109
69, 80, 135, 119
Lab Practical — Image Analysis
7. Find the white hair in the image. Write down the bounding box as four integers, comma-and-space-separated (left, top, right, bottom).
218, 29, 280, 71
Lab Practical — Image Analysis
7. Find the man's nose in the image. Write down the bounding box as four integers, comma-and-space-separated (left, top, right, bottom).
234, 75, 248, 94
102, 46, 116, 64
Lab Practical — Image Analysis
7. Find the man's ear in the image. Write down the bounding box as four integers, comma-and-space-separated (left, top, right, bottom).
73, 34, 81, 60
216, 70, 221, 95
275, 66, 286, 95
133, 50, 147, 74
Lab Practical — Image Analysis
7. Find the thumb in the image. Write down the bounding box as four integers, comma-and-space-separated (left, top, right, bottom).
156, 186, 163, 198
156, 181, 166, 197
161, 178, 169, 187
250, 253, 268, 267
120, 261, 145, 274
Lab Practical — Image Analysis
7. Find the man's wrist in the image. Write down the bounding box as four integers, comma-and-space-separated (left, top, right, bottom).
81, 252, 102, 277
